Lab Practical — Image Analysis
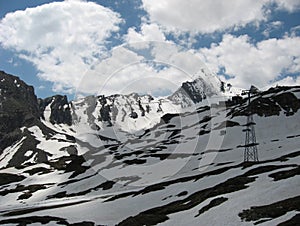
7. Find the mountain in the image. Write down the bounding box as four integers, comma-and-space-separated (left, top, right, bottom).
0, 71, 40, 151
0, 70, 299, 226
169, 67, 223, 107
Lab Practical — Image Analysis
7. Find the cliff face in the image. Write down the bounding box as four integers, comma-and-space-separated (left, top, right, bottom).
38, 95, 72, 126
169, 76, 221, 107
0, 71, 76, 167
0, 71, 40, 152
0, 71, 40, 129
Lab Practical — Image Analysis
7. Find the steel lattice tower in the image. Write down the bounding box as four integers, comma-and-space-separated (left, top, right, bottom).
244, 91, 259, 162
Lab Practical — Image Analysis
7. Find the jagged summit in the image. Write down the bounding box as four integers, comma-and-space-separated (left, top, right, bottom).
169, 76, 221, 107
38, 69, 225, 132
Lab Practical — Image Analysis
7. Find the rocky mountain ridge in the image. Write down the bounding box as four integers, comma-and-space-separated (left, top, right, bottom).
0, 68, 223, 137
0, 70, 299, 225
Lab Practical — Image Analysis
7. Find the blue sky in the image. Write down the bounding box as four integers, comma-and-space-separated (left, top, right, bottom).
0, 0, 300, 99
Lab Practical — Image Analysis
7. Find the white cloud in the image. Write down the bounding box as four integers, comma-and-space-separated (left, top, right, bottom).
125, 23, 166, 43
199, 34, 300, 89
141, 0, 270, 34
0, 0, 122, 93
1, 0, 299, 96
141, 0, 300, 34
103, 63, 187, 96
273, 0, 300, 12
77, 42, 210, 97
77, 46, 144, 95
149, 42, 208, 77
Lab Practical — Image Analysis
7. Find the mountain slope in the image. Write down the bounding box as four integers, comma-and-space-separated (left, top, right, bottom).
0, 71, 299, 225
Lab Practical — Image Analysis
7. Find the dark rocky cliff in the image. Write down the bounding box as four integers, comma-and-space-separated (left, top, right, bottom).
0, 71, 40, 152
38, 95, 72, 126
169, 77, 220, 107
0, 71, 74, 166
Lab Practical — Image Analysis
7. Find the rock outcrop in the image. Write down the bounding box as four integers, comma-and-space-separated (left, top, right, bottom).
39, 95, 72, 125
0, 71, 40, 153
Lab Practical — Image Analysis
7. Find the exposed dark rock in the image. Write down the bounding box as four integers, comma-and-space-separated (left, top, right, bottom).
48, 180, 116, 199
161, 113, 180, 124
1, 209, 95, 225
275, 92, 300, 116
7, 129, 49, 168
214, 120, 240, 130
0, 216, 70, 225
167, 129, 181, 139
71, 222, 95, 226
39, 95, 72, 125
169, 77, 220, 106
0, 71, 40, 153
181, 79, 207, 103
98, 180, 116, 190
129, 111, 138, 119
23, 167, 52, 175
138, 99, 145, 116
0, 130, 22, 155
0, 173, 25, 186
199, 130, 210, 135
195, 197, 228, 217
239, 196, 300, 223
199, 115, 212, 123
146, 104, 151, 113
3, 199, 91, 217
118, 214, 169, 226
0, 184, 48, 200
60, 155, 90, 178
268, 166, 300, 181
60, 145, 78, 155
123, 158, 146, 165
176, 191, 188, 197
277, 214, 300, 226
230, 86, 300, 118
98, 96, 112, 126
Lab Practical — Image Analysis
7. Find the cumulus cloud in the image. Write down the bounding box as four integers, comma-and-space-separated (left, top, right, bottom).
0, 0, 122, 93
101, 63, 187, 96
141, 0, 300, 34
141, 0, 270, 34
199, 34, 300, 89
78, 42, 208, 97
1, 0, 299, 96
124, 23, 166, 43
273, 0, 300, 12
78, 46, 144, 95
